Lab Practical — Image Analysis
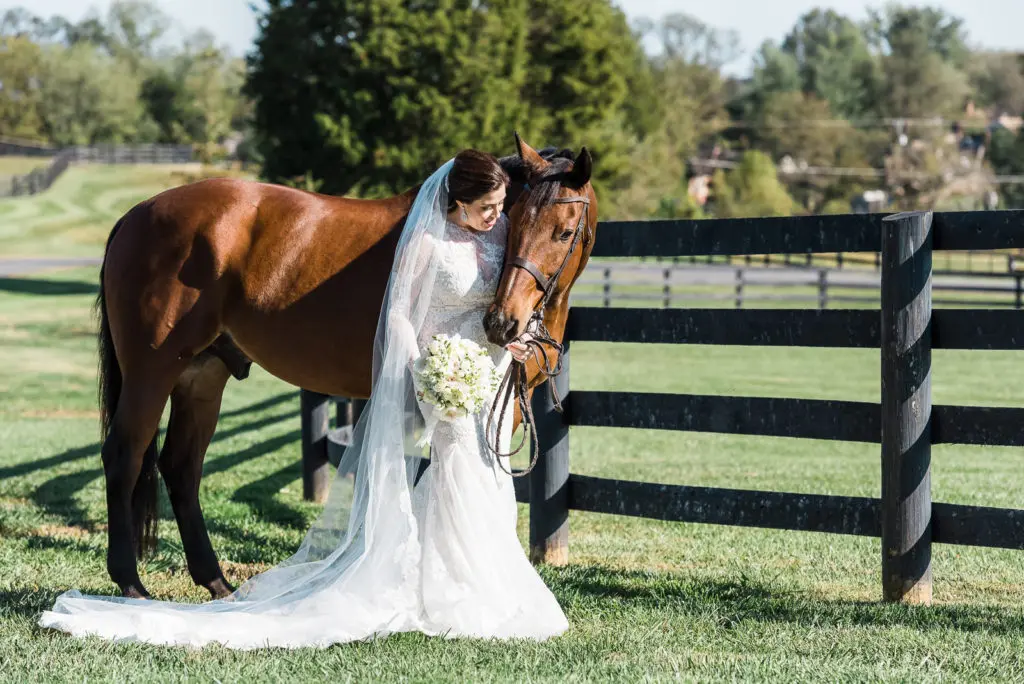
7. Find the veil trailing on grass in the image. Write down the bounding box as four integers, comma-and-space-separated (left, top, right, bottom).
39, 161, 459, 648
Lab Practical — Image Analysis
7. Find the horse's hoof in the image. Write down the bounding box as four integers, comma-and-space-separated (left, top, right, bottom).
205, 577, 236, 599
121, 584, 151, 599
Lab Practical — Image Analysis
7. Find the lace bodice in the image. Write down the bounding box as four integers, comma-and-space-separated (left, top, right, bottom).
419, 214, 509, 365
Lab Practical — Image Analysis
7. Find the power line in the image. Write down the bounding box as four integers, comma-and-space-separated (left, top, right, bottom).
689, 157, 1024, 184
723, 116, 953, 130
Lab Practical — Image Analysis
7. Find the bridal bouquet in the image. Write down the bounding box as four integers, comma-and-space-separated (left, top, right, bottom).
413, 334, 501, 424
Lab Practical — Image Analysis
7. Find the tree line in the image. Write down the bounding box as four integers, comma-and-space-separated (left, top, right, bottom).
0, 1, 249, 162
2, 1, 1023, 216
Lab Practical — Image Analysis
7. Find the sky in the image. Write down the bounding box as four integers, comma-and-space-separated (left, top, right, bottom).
11, 0, 1024, 76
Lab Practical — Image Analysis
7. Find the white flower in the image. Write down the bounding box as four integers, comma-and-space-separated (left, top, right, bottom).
412, 334, 502, 423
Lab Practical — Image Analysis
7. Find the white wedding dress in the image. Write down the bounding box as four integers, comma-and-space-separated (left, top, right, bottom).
38, 170, 569, 648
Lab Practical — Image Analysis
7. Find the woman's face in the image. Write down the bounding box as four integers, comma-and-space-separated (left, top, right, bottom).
460, 187, 506, 232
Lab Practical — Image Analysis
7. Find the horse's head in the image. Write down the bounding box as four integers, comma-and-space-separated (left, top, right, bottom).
485, 134, 596, 347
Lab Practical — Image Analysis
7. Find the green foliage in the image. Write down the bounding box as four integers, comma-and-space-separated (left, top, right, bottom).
989, 127, 1024, 208
37, 42, 148, 146
968, 52, 1024, 115
0, 2, 247, 153
868, 5, 971, 117
781, 10, 881, 119
752, 9, 883, 120
246, 0, 653, 197
602, 13, 729, 219
246, 0, 524, 196
0, 36, 45, 140
711, 151, 798, 218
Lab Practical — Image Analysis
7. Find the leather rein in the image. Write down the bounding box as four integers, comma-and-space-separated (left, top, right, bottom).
486, 193, 590, 477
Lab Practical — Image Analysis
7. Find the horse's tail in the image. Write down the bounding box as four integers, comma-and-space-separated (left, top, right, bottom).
97, 221, 121, 440
97, 218, 160, 558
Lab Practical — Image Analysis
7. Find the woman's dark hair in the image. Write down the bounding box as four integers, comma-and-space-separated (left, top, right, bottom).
447, 149, 509, 211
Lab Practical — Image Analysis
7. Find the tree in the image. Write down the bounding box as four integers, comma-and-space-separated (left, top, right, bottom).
711, 151, 798, 218
518, 0, 657, 196
752, 91, 872, 212
37, 42, 147, 145
989, 127, 1024, 208
969, 52, 1024, 115
780, 9, 881, 119
605, 13, 731, 219
246, 0, 654, 197
102, 0, 171, 71
0, 36, 45, 140
747, 10, 881, 121
750, 41, 800, 100
247, 0, 531, 196
867, 6, 971, 118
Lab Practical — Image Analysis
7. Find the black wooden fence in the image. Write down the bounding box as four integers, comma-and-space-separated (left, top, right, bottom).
301, 208, 1024, 604
0, 144, 194, 198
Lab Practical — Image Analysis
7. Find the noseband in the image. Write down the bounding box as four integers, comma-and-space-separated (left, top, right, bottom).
487, 193, 590, 477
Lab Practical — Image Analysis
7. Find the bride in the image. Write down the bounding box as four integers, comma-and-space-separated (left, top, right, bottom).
38, 150, 569, 648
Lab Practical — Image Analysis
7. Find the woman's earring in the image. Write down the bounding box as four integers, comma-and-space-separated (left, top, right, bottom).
460, 206, 468, 222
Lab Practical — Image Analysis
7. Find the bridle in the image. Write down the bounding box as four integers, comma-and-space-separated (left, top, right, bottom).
486, 191, 590, 477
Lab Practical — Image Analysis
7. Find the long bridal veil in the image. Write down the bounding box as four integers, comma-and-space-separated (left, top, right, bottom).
39, 160, 459, 648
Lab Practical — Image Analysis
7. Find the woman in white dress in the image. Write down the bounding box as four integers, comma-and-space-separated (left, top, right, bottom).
38, 150, 569, 649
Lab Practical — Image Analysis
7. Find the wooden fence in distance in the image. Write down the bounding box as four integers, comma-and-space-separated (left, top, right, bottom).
0, 144, 194, 198
300, 209, 1024, 604
572, 261, 1024, 309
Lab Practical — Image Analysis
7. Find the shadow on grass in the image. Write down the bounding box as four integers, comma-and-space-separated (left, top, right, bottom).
0, 277, 98, 296
0, 588, 61, 619
205, 517, 302, 563
31, 468, 103, 530
553, 564, 1024, 635
0, 443, 97, 481
220, 391, 297, 419
25, 427, 305, 564
202, 427, 300, 476
231, 460, 307, 531
0, 400, 299, 485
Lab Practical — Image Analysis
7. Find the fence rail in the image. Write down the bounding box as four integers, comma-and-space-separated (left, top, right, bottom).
641, 247, 1024, 274
0, 144, 194, 198
300, 208, 1024, 605
571, 261, 1024, 310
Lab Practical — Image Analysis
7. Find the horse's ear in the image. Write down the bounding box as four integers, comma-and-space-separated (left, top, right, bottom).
568, 146, 593, 188
514, 131, 547, 178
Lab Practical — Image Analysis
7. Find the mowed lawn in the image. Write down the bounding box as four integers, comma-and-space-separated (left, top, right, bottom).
2, 169, 1024, 680
0, 163, 222, 257
0, 155, 51, 177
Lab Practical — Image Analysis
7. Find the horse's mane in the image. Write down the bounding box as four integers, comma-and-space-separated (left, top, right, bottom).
498, 146, 574, 184
498, 146, 576, 227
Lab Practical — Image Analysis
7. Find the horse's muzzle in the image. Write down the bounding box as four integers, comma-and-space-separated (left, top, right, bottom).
484, 309, 518, 347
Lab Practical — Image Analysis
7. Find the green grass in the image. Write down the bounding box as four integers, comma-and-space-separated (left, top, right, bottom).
5, 173, 1024, 680
0, 155, 51, 177
4, 266, 1024, 681
0, 163, 233, 257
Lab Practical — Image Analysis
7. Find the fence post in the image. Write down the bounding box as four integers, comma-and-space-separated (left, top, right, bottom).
880, 210, 933, 605
301, 390, 332, 503
1016, 275, 1022, 310
817, 269, 828, 309
734, 268, 744, 309
602, 268, 611, 308
663, 268, 671, 308
529, 344, 570, 565
335, 396, 367, 431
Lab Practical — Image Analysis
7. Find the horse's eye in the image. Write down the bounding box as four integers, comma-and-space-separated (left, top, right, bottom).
559, 229, 575, 242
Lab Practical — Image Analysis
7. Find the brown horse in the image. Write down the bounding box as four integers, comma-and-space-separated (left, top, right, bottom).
94, 136, 596, 599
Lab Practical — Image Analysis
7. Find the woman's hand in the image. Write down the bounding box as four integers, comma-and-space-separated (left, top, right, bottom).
506, 332, 534, 363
